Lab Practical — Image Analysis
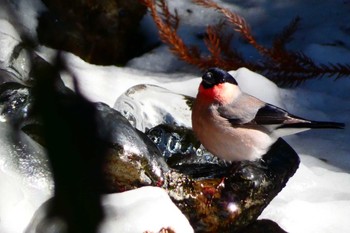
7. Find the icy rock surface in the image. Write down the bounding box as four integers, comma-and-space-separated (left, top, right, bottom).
0, 69, 52, 191
0, 19, 32, 84
0, 72, 53, 233
146, 124, 223, 170
94, 102, 168, 191
114, 84, 193, 131
0, 80, 169, 193
0, 82, 33, 125
149, 124, 299, 232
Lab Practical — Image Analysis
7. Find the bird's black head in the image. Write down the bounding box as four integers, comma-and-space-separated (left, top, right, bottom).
201, 68, 238, 89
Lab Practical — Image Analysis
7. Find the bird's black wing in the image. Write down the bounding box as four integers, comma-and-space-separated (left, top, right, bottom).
252, 104, 296, 125
254, 104, 345, 129
218, 101, 345, 129
218, 103, 306, 126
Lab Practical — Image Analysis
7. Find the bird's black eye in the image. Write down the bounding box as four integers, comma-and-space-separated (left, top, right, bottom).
202, 71, 216, 88
206, 72, 213, 79
201, 67, 238, 88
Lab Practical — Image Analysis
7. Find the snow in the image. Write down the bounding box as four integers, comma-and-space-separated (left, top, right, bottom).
100, 187, 193, 233
26, 187, 193, 233
1, 0, 350, 232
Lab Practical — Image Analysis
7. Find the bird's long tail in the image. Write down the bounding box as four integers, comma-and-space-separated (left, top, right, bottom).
279, 120, 345, 129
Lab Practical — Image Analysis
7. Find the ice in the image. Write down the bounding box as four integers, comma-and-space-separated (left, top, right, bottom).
0, 19, 32, 83
114, 84, 193, 131
0, 19, 21, 66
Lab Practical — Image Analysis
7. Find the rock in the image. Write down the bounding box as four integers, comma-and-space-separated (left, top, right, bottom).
0, 82, 32, 126
37, 0, 148, 65
0, 20, 33, 84
94, 102, 169, 192
241, 219, 287, 233
147, 124, 299, 232
0, 49, 168, 195
1, 87, 169, 193
116, 84, 299, 232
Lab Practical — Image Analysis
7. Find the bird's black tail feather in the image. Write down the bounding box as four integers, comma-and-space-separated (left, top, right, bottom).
279, 121, 345, 129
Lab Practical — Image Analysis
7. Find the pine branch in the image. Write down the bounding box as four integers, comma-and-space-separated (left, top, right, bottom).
140, 0, 249, 70
203, 22, 249, 69
193, 0, 269, 56
140, 0, 203, 67
204, 25, 221, 64
142, 0, 350, 86
272, 17, 301, 52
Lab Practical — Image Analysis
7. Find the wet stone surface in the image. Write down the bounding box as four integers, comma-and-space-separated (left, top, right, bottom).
146, 124, 299, 232
94, 102, 169, 192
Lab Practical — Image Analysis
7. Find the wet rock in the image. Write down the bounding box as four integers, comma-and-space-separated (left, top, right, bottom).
0, 59, 53, 192
241, 219, 287, 233
0, 51, 73, 128
0, 82, 32, 125
37, 0, 148, 65
116, 84, 299, 232
6, 93, 169, 193
0, 49, 168, 196
0, 20, 33, 85
94, 102, 169, 192
147, 123, 299, 232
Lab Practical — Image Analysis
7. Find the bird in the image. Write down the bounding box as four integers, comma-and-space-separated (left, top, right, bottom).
191, 67, 345, 161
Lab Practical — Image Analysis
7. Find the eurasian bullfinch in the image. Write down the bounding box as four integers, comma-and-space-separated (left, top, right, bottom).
191, 67, 345, 161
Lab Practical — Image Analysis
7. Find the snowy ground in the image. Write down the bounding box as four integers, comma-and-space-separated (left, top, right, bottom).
1, 0, 350, 232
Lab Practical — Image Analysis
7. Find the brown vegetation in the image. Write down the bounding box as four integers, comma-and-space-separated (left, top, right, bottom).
140, 0, 350, 86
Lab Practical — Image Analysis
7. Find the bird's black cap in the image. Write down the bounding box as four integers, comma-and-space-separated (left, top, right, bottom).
201, 67, 238, 89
